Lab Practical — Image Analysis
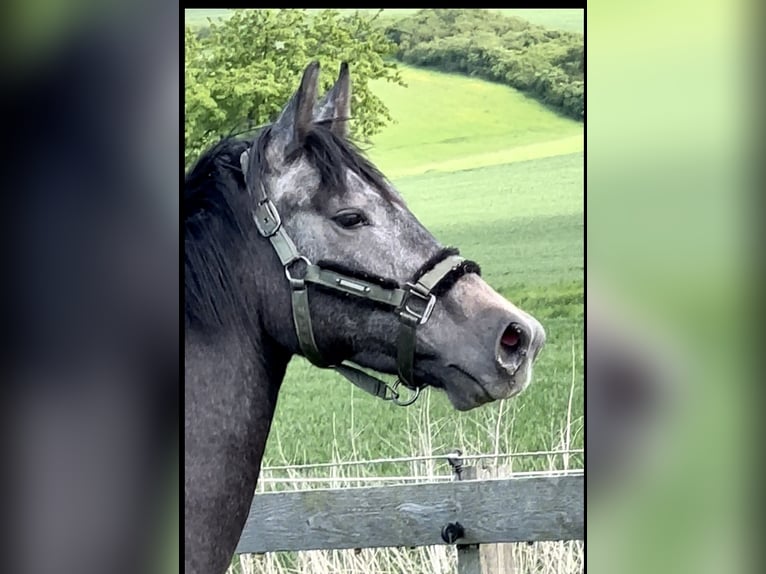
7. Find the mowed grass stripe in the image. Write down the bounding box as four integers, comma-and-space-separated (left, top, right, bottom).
398, 152, 584, 221
382, 135, 583, 179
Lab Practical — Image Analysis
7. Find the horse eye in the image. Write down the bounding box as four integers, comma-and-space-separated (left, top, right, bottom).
333, 210, 368, 229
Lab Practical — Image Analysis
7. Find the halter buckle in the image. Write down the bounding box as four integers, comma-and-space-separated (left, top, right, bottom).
253, 199, 281, 237
400, 285, 437, 325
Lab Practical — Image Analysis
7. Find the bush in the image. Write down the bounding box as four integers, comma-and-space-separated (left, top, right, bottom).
385, 9, 584, 120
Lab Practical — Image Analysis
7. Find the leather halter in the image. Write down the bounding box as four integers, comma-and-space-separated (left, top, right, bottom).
242, 149, 471, 406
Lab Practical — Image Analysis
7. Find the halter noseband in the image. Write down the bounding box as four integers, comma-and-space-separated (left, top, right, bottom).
243, 148, 473, 406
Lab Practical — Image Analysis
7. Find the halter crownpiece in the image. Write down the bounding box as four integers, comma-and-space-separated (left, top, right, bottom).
241, 148, 479, 406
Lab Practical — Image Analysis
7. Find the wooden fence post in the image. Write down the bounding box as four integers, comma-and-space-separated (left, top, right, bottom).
455, 465, 516, 574
457, 541, 483, 574
476, 465, 515, 574
456, 465, 482, 574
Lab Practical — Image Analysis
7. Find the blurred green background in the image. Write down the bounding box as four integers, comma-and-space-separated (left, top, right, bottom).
587, 0, 755, 573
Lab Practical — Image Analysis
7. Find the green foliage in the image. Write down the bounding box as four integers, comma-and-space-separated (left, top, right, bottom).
184, 9, 405, 168
384, 9, 584, 121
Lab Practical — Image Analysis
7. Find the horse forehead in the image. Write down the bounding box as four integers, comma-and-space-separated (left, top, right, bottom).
270, 156, 320, 205
345, 170, 387, 201
272, 161, 392, 209
345, 169, 407, 211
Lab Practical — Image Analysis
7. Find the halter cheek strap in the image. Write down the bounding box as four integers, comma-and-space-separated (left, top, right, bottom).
244, 149, 472, 406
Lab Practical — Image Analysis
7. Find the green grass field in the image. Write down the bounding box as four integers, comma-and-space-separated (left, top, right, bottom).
261, 64, 584, 471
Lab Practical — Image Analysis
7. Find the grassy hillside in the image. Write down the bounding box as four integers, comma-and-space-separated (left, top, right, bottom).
366, 66, 583, 178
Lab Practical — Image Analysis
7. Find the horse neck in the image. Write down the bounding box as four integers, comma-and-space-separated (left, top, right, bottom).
186, 325, 289, 471
185, 326, 289, 574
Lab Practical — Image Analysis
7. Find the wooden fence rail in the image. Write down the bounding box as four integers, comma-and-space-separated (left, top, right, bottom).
235, 472, 583, 560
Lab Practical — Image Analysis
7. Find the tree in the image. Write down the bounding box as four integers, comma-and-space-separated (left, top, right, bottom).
185, 9, 404, 169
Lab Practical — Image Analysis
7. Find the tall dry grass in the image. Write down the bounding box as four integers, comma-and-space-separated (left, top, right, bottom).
229, 351, 583, 574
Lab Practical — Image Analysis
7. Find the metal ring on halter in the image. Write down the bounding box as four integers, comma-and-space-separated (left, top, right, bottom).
284, 256, 312, 289
390, 379, 421, 406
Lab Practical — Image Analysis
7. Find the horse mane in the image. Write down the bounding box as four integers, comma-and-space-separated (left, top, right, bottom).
185, 134, 252, 330
300, 124, 400, 207
184, 123, 399, 330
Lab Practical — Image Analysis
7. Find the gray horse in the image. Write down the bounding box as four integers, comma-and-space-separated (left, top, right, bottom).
185, 62, 546, 574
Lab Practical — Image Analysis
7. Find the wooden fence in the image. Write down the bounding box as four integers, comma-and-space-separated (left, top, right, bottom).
234, 462, 583, 574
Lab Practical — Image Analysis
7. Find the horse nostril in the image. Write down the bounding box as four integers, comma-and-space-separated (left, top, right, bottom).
497, 322, 529, 374
500, 323, 526, 355
501, 323, 522, 353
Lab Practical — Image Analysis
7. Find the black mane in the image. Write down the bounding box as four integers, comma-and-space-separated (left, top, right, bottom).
185, 135, 253, 330
184, 123, 398, 330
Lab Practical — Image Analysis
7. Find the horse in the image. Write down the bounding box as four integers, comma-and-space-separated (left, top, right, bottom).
185, 61, 546, 574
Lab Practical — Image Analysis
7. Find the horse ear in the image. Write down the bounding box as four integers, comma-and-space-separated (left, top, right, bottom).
274, 61, 321, 156
314, 62, 351, 138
